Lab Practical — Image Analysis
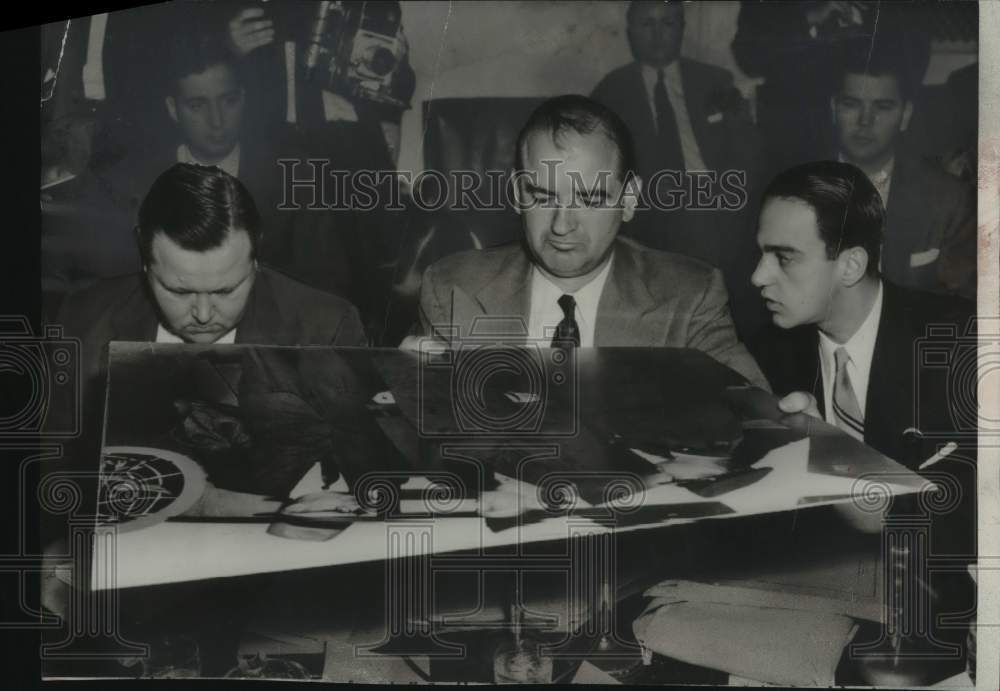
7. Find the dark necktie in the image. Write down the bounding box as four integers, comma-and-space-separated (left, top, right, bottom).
654, 68, 685, 171
551, 294, 580, 348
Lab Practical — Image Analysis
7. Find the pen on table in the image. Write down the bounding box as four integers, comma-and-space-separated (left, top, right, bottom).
918, 441, 958, 471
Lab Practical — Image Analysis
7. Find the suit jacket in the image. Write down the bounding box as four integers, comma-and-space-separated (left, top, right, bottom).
592, 59, 761, 178
755, 281, 978, 626
57, 266, 366, 395
417, 236, 769, 390
756, 281, 975, 470
591, 60, 768, 342
881, 155, 976, 300
42, 267, 366, 544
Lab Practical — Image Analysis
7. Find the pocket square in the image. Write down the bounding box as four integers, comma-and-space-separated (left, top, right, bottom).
707, 111, 724, 124
910, 248, 940, 267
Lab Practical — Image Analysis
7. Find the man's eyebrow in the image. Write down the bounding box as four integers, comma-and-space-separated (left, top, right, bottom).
761, 243, 800, 254
523, 181, 555, 196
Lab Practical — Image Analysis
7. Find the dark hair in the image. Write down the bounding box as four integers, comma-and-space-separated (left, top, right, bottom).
833, 35, 922, 102
137, 163, 261, 264
164, 31, 242, 95
626, 0, 683, 25
515, 95, 637, 185
761, 161, 883, 276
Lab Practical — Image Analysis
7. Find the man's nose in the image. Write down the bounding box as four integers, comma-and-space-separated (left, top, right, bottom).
750, 255, 770, 288
858, 104, 876, 128
551, 205, 577, 235
207, 103, 223, 130
191, 294, 213, 324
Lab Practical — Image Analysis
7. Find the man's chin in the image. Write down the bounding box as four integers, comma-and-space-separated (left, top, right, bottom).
181, 330, 226, 344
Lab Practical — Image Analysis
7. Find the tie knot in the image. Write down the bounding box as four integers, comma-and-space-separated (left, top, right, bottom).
557, 294, 576, 320
834, 346, 851, 370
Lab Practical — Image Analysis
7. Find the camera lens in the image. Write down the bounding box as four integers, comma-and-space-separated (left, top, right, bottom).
368, 46, 397, 76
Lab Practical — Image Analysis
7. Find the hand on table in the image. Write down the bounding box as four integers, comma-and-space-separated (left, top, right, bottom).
778, 391, 822, 420
228, 7, 275, 57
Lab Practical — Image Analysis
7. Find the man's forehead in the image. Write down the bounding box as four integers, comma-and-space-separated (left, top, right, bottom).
177, 63, 239, 95
839, 72, 903, 99
523, 130, 621, 182
759, 198, 823, 243
151, 230, 252, 269
631, 2, 684, 22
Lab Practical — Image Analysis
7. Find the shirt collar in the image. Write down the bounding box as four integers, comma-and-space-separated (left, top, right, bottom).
531, 254, 614, 324
177, 143, 241, 178
818, 280, 884, 373
641, 60, 682, 92
837, 152, 895, 185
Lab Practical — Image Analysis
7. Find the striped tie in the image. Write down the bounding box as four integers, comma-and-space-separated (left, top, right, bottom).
832, 347, 865, 441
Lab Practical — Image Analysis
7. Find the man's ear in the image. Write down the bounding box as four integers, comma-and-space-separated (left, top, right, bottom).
837, 246, 869, 287
900, 100, 914, 132
165, 96, 178, 123
620, 174, 643, 223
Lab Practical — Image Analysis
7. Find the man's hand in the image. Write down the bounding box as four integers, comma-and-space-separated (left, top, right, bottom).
228, 7, 275, 57
777, 391, 822, 420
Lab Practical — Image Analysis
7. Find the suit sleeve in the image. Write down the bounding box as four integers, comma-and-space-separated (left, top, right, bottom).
415, 263, 449, 340
331, 303, 369, 347
686, 269, 771, 391
936, 182, 977, 300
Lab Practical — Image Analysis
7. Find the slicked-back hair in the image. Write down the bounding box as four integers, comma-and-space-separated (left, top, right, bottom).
164, 30, 243, 95
833, 34, 920, 102
761, 161, 884, 276
138, 163, 261, 265
515, 95, 638, 186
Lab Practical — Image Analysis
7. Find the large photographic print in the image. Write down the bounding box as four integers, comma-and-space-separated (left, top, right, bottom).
31, 1, 991, 687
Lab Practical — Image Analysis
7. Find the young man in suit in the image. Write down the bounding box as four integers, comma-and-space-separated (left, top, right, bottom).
751, 160, 974, 468
750, 161, 976, 678
414, 94, 768, 391
830, 38, 976, 300
591, 0, 767, 341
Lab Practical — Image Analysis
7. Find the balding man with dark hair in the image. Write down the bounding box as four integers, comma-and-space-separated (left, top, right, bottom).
414, 94, 767, 390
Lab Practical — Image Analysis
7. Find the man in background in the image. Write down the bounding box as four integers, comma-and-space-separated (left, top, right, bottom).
592, 0, 767, 341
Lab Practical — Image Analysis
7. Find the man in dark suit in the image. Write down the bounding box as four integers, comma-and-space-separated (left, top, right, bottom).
829, 38, 975, 300
750, 161, 975, 678
591, 0, 767, 340
414, 94, 768, 391
42, 163, 367, 675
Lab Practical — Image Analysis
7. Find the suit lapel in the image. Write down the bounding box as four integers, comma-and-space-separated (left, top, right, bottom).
109, 277, 159, 342
467, 246, 532, 340
863, 284, 908, 455
594, 241, 663, 346
235, 269, 293, 345
881, 157, 926, 281
679, 60, 716, 170
626, 62, 658, 145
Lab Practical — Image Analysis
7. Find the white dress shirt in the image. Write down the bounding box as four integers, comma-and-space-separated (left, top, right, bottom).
156, 324, 236, 344
839, 153, 895, 207
177, 143, 241, 178
818, 282, 884, 425
527, 256, 614, 347
640, 61, 708, 171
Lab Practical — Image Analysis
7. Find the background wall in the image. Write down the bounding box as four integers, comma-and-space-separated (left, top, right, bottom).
397, 0, 976, 173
